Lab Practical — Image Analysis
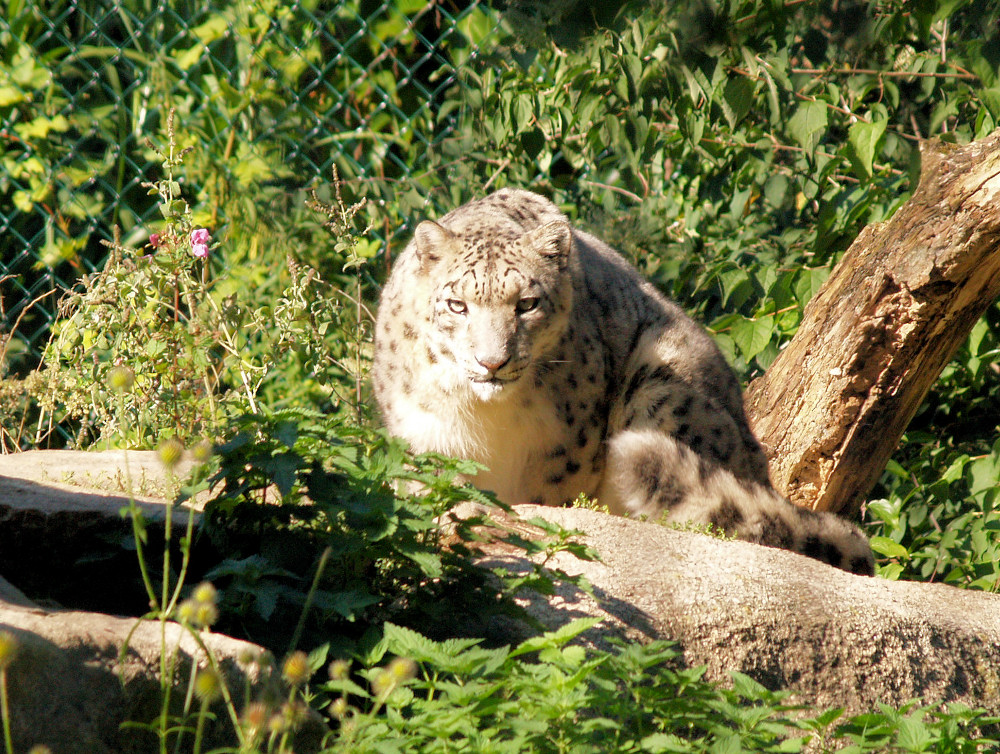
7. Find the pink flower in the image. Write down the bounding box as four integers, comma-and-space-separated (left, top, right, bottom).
149, 233, 161, 248
190, 228, 211, 258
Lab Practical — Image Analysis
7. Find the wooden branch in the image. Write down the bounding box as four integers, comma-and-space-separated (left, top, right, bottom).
789, 67, 979, 81
745, 129, 1000, 516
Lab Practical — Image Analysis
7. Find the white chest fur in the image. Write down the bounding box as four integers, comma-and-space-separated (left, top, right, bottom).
389, 385, 566, 503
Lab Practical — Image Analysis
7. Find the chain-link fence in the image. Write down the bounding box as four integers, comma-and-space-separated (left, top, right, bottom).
1, 0, 498, 373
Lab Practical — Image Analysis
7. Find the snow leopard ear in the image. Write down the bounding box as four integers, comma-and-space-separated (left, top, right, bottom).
414, 221, 458, 268
524, 221, 572, 263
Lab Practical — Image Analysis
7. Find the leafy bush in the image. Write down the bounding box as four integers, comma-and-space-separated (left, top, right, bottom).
429, 0, 998, 368
867, 313, 1000, 589
11, 2, 999, 549
200, 409, 506, 649
9, 113, 382, 449
0, 0, 486, 442
317, 620, 999, 753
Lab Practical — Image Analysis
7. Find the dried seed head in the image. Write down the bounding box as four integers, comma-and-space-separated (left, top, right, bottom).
107, 365, 135, 393
242, 701, 269, 733
282, 651, 311, 687
191, 439, 214, 462
194, 668, 223, 702
328, 658, 350, 681
192, 581, 217, 606
329, 697, 349, 719
157, 438, 185, 470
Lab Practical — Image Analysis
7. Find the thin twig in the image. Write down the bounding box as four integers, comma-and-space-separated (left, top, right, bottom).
579, 180, 645, 203
483, 157, 512, 191
790, 66, 977, 81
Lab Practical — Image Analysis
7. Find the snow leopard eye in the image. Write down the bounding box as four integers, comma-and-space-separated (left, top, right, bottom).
446, 298, 468, 315
516, 297, 540, 313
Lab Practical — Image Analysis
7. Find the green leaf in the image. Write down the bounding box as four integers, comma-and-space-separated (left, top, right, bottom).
866, 498, 899, 526
274, 420, 299, 449
144, 338, 168, 358
787, 100, 828, 154
895, 714, 933, 751
932, 0, 971, 22
967, 317, 990, 356
968, 453, 1000, 496
640, 733, 686, 751
623, 51, 642, 100
265, 451, 301, 496
717, 267, 751, 308
730, 316, 774, 361
190, 15, 229, 44
710, 731, 742, 754
509, 618, 602, 658
14, 114, 70, 140
847, 119, 887, 180
794, 267, 830, 304
730, 670, 770, 699
869, 536, 909, 559
512, 94, 532, 132
395, 544, 443, 578
12, 190, 33, 213
313, 590, 380, 621
174, 44, 205, 71
0, 85, 25, 106
251, 582, 281, 620
520, 128, 545, 159
941, 454, 969, 483
721, 76, 755, 129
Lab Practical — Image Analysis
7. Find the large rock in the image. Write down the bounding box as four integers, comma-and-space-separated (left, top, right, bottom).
1, 577, 259, 754
465, 504, 1000, 717
0, 451, 324, 753
2, 449, 1000, 744
0, 450, 198, 613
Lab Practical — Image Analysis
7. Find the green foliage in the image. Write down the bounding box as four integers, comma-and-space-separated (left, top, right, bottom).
0, 0, 490, 443
310, 622, 999, 752
0, 0, 137, 270
866, 307, 1000, 589
425, 0, 1000, 375
203, 409, 482, 642
18, 118, 373, 448
833, 701, 999, 753
416, 0, 1000, 584
868, 440, 1000, 590
5, 3, 1000, 747
28, 122, 247, 447
197, 408, 597, 650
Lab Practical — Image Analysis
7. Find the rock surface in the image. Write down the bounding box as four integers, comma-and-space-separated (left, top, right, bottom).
0, 450, 198, 614
0, 451, 324, 754
464, 504, 1000, 717
0, 449, 195, 513
1, 577, 261, 754
2, 449, 1000, 751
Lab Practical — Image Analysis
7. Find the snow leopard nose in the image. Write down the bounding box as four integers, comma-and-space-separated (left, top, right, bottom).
475, 354, 510, 373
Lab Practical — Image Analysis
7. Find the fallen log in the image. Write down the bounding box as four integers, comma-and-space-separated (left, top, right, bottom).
745, 130, 1000, 515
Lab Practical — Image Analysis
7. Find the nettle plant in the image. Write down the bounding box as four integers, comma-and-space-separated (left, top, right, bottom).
29, 113, 365, 449
32, 119, 251, 447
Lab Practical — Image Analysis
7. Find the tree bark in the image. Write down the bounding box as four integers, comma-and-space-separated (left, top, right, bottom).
745, 129, 1000, 516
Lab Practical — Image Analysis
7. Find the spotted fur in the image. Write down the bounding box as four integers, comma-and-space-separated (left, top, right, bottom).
373, 189, 874, 575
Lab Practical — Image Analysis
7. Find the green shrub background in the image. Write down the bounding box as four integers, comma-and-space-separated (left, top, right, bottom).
2, 1, 1000, 749
3, 0, 996, 588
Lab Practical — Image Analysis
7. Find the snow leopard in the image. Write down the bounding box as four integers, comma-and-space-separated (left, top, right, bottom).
372, 188, 874, 575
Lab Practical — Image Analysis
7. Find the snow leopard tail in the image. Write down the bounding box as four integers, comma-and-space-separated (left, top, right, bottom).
598, 428, 875, 576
